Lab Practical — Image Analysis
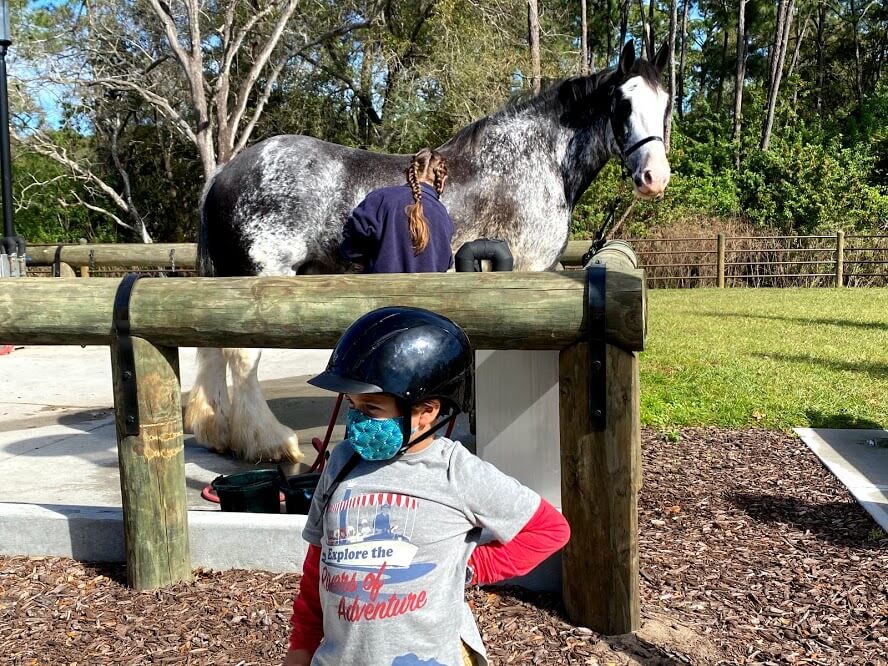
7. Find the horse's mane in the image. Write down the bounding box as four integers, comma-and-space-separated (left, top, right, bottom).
441, 59, 662, 154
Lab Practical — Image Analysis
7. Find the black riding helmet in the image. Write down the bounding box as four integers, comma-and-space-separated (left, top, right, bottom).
308, 306, 474, 449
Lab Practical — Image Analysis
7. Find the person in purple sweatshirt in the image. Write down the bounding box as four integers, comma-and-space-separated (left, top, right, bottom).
340, 148, 454, 273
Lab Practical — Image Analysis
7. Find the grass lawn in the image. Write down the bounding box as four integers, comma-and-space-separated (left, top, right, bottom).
641, 288, 888, 431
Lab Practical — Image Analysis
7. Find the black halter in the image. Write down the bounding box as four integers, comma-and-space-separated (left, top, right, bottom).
622, 135, 663, 158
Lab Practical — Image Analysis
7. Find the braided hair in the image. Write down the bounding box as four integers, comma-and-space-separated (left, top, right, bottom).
405, 148, 448, 255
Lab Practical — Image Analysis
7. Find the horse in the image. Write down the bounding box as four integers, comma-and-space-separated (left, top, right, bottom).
186, 40, 672, 463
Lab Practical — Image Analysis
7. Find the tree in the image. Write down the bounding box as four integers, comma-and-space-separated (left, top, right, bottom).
732, 0, 748, 167
19, 0, 377, 241
665, 0, 678, 150
527, 0, 542, 93
761, 0, 795, 150
677, 0, 691, 119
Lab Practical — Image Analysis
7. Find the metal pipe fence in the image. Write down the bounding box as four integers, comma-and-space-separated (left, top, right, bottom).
564, 232, 888, 287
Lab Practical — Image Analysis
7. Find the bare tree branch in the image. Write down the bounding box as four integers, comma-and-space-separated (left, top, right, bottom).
226, 0, 300, 157
58, 193, 137, 236
82, 76, 198, 144
25, 131, 152, 241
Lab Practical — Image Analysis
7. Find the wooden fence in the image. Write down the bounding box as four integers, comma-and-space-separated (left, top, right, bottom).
26, 234, 888, 287
26, 243, 196, 278
0, 250, 647, 635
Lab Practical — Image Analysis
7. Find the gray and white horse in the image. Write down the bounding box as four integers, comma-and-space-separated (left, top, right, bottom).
187, 41, 671, 462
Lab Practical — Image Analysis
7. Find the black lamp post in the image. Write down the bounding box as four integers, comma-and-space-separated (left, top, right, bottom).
0, 0, 23, 277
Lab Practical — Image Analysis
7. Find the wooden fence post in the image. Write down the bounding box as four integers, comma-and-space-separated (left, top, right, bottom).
57, 262, 76, 278
559, 342, 641, 634
717, 233, 726, 288
835, 231, 845, 288
78, 239, 90, 278
110, 336, 191, 589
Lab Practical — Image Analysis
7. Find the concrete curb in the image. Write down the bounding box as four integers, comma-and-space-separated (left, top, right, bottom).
0, 501, 561, 591
794, 427, 888, 534
0, 503, 309, 572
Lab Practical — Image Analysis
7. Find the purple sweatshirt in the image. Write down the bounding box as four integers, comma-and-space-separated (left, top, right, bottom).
340, 183, 454, 273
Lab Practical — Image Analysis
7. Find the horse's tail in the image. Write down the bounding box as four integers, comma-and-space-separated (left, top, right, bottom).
197, 167, 223, 277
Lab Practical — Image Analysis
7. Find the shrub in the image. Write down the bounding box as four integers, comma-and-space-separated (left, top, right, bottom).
738, 137, 888, 233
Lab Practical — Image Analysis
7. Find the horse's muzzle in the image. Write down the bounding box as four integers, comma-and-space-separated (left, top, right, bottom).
633, 182, 668, 200
633, 169, 669, 199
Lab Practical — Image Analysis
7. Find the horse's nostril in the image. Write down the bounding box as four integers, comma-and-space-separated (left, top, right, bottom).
643, 170, 654, 185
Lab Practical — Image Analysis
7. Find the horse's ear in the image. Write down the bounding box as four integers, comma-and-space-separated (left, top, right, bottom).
653, 42, 670, 74
618, 40, 636, 76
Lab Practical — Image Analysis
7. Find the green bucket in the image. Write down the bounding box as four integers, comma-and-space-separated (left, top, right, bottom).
211, 469, 281, 513
279, 472, 321, 515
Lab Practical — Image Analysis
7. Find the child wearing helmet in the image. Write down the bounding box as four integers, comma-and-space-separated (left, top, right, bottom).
284, 307, 570, 666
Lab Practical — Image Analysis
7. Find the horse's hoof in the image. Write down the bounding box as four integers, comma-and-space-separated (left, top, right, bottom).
227, 419, 304, 464
185, 399, 230, 450
281, 432, 305, 464
183, 389, 229, 451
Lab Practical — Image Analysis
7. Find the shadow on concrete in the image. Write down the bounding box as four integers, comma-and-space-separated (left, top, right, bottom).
22, 503, 128, 569
0, 407, 115, 433
55, 410, 116, 428
0, 427, 338, 511
726, 492, 885, 549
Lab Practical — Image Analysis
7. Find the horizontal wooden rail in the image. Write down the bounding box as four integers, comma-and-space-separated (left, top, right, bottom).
28, 243, 197, 267
0, 271, 646, 352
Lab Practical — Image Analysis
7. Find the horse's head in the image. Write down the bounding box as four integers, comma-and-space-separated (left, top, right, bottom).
607, 41, 671, 200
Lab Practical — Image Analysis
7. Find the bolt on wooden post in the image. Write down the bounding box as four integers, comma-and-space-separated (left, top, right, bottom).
110, 336, 191, 589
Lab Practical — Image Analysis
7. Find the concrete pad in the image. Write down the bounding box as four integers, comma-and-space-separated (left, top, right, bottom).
0, 344, 336, 572
794, 427, 888, 533
0, 345, 335, 427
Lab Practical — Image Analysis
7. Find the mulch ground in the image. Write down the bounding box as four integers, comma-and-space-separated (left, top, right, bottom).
1, 428, 886, 665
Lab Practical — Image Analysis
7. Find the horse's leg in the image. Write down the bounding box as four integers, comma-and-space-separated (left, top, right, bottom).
224, 347, 303, 463
184, 347, 232, 453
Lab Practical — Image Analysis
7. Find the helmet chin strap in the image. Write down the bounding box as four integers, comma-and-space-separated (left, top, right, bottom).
396, 399, 456, 456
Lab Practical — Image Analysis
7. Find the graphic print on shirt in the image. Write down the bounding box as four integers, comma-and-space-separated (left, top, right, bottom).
391, 654, 446, 666
322, 489, 436, 622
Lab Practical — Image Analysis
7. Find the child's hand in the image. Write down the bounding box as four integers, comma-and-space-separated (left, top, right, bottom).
283, 648, 312, 666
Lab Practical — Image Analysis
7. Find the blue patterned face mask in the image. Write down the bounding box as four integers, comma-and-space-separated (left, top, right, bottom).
346, 409, 411, 461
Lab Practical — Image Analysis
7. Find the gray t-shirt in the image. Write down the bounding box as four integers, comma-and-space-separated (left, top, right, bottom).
302, 436, 540, 666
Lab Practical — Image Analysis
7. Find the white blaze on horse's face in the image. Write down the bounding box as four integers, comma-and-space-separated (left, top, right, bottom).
618, 76, 671, 200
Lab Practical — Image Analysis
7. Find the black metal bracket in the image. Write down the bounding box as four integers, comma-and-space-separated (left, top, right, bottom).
52, 244, 63, 278
113, 273, 142, 436
585, 264, 607, 431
